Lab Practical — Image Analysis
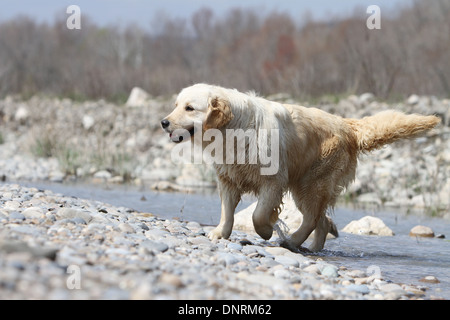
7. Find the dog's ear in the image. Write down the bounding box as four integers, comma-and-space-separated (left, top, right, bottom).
204, 97, 234, 130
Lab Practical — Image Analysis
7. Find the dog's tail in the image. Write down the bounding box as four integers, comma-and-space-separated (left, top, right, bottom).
345, 110, 440, 152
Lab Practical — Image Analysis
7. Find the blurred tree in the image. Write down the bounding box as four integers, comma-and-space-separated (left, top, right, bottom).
0, 1, 448, 101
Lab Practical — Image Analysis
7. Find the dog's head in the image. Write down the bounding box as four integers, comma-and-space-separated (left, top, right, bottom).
161, 84, 234, 143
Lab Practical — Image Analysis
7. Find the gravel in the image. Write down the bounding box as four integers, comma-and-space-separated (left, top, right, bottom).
0, 184, 436, 300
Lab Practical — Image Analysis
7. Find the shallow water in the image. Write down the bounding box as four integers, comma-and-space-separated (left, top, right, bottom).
11, 181, 450, 299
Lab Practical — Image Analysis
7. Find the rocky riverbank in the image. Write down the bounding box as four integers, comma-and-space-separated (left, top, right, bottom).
0, 91, 448, 215
0, 184, 442, 300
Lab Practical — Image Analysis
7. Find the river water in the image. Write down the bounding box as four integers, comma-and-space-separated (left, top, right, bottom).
13, 181, 450, 299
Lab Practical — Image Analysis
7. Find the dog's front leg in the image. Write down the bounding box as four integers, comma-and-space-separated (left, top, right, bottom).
208, 182, 240, 240
252, 185, 283, 240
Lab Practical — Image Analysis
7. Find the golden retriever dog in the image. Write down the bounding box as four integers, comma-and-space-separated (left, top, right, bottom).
161, 83, 440, 252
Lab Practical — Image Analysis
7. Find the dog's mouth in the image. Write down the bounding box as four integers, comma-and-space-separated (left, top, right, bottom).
169, 126, 196, 143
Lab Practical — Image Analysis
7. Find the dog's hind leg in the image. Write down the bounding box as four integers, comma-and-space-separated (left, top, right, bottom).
308, 214, 329, 252
288, 187, 330, 251
288, 212, 322, 250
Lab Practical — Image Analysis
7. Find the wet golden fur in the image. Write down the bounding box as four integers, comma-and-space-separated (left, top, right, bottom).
162, 84, 440, 251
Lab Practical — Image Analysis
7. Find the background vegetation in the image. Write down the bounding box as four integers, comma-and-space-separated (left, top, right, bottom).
0, 1, 449, 102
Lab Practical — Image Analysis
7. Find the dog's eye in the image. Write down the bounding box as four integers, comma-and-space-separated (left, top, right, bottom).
185, 105, 194, 111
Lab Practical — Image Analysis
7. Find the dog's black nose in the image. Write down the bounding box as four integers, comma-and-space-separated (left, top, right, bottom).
161, 119, 170, 129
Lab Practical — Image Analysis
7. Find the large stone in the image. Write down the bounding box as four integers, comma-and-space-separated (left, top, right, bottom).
409, 225, 434, 238
407, 94, 420, 105
419, 275, 440, 283
359, 93, 375, 106
126, 87, 151, 107
82, 115, 95, 130
56, 208, 93, 224
22, 207, 45, 219
0, 240, 58, 260
342, 216, 394, 236
274, 255, 299, 268
320, 264, 339, 278
14, 106, 29, 124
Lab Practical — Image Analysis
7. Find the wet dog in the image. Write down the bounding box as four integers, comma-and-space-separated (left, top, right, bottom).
162, 83, 440, 251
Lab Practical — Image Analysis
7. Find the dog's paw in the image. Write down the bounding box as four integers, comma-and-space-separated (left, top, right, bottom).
279, 239, 312, 254
208, 226, 231, 240
208, 229, 222, 240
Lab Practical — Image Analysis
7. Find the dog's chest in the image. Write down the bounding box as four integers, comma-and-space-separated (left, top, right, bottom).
214, 163, 262, 194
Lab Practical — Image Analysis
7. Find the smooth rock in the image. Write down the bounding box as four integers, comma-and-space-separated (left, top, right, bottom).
259, 257, 280, 268
265, 246, 291, 256
274, 255, 299, 268
321, 265, 339, 278
303, 264, 320, 275
93, 170, 112, 180
186, 221, 202, 231
56, 208, 92, 224
409, 225, 435, 238
189, 236, 212, 246
82, 115, 95, 130
0, 240, 58, 260
70, 217, 88, 225
118, 222, 135, 233
273, 269, 291, 279
22, 207, 44, 219
419, 275, 440, 284
4, 201, 20, 211
159, 273, 183, 288
140, 240, 169, 253
217, 253, 240, 266
379, 283, 405, 293
342, 216, 394, 236
14, 106, 29, 123
227, 242, 243, 251
283, 251, 310, 265
359, 93, 375, 105
407, 94, 420, 105
126, 87, 151, 107
49, 170, 65, 182
11, 225, 41, 236
346, 269, 367, 278
345, 284, 370, 295
8, 211, 25, 220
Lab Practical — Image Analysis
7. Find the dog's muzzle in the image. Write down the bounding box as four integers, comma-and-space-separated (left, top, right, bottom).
161, 119, 196, 143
